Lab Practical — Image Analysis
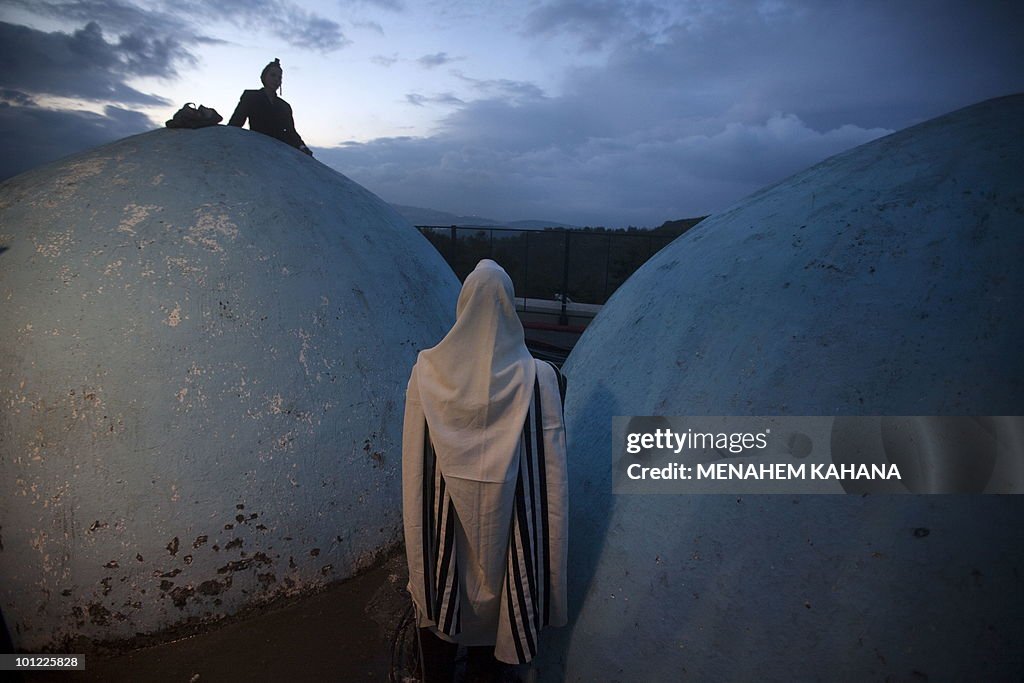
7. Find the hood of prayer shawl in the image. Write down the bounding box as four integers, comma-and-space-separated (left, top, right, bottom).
415, 259, 536, 483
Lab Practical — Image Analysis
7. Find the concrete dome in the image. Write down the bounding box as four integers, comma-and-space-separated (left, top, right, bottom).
540, 96, 1024, 680
0, 127, 459, 650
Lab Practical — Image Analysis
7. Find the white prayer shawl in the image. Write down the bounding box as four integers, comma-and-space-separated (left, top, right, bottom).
414, 259, 536, 484
402, 260, 568, 664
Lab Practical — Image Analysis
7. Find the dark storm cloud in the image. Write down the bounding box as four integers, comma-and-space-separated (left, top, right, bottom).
4, 0, 186, 36
0, 21, 176, 104
115, 27, 197, 77
0, 102, 154, 180
451, 72, 545, 102
350, 0, 404, 10
417, 52, 457, 68
353, 20, 385, 35
174, 0, 349, 51
524, 0, 666, 51
0, 89, 37, 106
405, 92, 464, 107
320, 1, 1023, 227
11, 0, 349, 52
273, 11, 350, 52
547, 0, 1024, 132
320, 103, 890, 227
371, 53, 399, 67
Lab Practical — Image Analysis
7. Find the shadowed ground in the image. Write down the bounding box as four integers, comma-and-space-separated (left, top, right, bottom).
23, 552, 411, 682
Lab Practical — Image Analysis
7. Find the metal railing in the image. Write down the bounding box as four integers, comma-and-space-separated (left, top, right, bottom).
416, 226, 676, 314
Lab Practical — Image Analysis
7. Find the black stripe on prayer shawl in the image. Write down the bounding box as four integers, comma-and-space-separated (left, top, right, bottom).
439, 502, 459, 632
514, 459, 538, 629
431, 464, 446, 618
435, 468, 446, 575
506, 563, 527, 663
522, 405, 541, 632
509, 504, 537, 659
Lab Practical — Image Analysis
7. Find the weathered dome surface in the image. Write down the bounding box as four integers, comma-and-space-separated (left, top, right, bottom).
540, 96, 1024, 680
0, 127, 459, 650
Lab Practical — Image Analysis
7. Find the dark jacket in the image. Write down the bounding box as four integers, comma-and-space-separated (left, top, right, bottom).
228, 90, 306, 150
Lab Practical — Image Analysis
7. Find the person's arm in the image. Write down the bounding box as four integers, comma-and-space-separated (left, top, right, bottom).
227, 92, 249, 128
401, 367, 429, 619
282, 102, 313, 156
536, 359, 569, 628
293, 129, 312, 156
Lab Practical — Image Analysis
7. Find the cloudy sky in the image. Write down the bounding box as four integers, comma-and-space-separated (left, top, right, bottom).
1, 0, 1021, 227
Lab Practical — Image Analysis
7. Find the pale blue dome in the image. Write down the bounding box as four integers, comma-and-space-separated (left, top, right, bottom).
539, 95, 1024, 681
0, 126, 459, 650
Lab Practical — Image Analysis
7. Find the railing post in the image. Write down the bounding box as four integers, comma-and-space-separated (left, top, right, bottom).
604, 233, 611, 303
450, 225, 458, 275
523, 230, 530, 307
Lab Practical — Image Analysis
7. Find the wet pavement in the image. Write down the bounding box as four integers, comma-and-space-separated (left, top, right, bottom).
23, 551, 412, 683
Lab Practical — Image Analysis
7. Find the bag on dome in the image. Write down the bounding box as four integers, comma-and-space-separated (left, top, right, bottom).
165, 103, 222, 129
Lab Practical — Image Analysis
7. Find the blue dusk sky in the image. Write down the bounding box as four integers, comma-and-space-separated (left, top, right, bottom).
1, 0, 1021, 227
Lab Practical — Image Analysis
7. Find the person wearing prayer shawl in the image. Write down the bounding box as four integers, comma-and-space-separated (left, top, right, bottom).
402, 259, 568, 682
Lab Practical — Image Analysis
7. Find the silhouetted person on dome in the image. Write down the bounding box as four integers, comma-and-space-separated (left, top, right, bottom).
228, 58, 313, 156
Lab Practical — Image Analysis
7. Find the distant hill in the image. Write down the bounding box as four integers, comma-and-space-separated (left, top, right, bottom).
390, 204, 580, 230
390, 203, 706, 234
390, 204, 499, 227
506, 218, 582, 230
